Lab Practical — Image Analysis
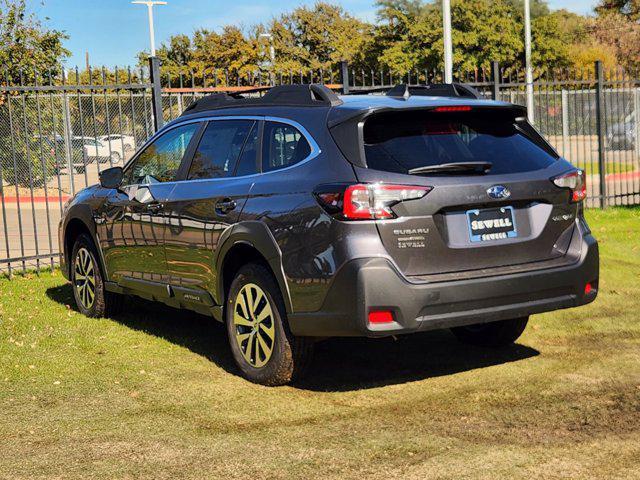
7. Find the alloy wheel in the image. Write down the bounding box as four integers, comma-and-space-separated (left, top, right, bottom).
233, 283, 276, 368
74, 247, 96, 310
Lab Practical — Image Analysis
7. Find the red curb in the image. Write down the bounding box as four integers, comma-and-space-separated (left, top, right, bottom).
605, 171, 640, 182
2, 195, 71, 204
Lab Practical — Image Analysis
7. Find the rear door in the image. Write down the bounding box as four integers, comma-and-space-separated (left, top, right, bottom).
356, 108, 579, 278
164, 118, 261, 296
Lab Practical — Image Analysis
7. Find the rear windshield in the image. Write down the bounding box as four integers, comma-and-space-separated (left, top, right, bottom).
363, 110, 557, 175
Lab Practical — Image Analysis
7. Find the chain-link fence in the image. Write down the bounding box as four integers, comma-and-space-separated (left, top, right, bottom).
1, 60, 639, 274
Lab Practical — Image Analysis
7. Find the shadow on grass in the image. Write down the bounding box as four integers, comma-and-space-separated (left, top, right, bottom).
47, 283, 539, 392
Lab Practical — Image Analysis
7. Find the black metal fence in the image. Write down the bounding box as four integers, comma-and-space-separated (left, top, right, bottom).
1, 58, 639, 275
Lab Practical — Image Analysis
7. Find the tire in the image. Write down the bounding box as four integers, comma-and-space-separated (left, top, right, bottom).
71, 233, 122, 318
225, 263, 313, 386
451, 317, 529, 347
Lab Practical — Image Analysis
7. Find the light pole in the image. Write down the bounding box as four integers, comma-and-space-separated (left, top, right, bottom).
442, 0, 453, 84
259, 33, 276, 85
524, 0, 534, 123
259, 33, 275, 66
132, 1, 167, 57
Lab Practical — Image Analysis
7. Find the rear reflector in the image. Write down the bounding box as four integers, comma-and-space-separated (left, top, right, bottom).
368, 310, 394, 324
585, 283, 593, 295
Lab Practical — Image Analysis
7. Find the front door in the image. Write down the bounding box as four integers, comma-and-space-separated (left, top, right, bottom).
164, 118, 261, 295
97, 122, 202, 286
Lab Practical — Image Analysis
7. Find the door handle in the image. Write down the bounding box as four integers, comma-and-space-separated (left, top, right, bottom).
215, 198, 237, 214
146, 202, 164, 213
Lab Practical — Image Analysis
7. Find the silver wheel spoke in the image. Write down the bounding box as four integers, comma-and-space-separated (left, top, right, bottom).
75, 247, 96, 310
234, 283, 275, 368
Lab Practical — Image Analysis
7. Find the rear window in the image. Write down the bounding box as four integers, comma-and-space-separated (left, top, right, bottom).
363, 110, 557, 175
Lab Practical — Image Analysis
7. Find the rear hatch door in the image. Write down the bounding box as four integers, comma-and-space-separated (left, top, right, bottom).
355, 107, 580, 278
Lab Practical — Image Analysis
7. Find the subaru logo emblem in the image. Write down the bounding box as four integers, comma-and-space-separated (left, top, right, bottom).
487, 185, 511, 199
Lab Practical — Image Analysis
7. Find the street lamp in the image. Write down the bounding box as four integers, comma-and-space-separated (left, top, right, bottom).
132, 1, 167, 57
442, 0, 453, 84
524, 0, 534, 123
259, 33, 275, 66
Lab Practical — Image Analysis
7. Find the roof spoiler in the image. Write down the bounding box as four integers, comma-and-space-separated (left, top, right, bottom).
386, 83, 483, 100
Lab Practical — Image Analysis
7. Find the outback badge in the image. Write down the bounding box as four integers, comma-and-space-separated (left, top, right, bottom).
487, 185, 511, 199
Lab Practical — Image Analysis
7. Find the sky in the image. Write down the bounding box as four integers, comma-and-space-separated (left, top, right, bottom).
30, 0, 599, 68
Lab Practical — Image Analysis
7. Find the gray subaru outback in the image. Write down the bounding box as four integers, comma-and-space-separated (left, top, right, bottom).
59, 83, 599, 385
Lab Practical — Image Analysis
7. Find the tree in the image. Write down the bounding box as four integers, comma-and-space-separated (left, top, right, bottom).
0, 0, 69, 188
504, 0, 550, 18
269, 3, 373, 71
591, 12, 640, 69
596, 0, 640, 21
375, 0, 524, 73
0, 0, 69, 84
373, 0, 575, 75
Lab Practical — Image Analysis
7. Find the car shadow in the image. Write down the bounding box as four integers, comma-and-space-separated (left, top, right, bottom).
46, 284, 540, 392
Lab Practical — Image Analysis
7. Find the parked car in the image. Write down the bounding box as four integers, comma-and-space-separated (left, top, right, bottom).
47, 136, 94, 174
82, 138, 125, 165
607, 111, 636, 151
59, 84, 599, 385
98, 134, 136, 153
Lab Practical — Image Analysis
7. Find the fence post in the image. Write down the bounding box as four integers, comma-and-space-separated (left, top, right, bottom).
340, 61, 350, 95
148, 56, 164, 132
635, 87, 640, 159
491, 61, 500, 100
561, 89, 569, 157
595, 60, 607, 209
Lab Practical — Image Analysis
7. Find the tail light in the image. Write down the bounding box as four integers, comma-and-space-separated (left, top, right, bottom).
315, 183, 431, 220
552, 169, 586, 203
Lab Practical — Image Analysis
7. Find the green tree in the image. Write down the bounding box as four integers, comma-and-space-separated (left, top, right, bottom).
596, 0, 640, 20
374, 0, 575, 75
504, 0, 550, 18
0, 0, 69, 84
376, 0, 524, 73
268, 2, 373, 71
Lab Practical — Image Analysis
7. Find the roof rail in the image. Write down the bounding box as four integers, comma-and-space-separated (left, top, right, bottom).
385, 83, 483, 100
181, 84, 342, 116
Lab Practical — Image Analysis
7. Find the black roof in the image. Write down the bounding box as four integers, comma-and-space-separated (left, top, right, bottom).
179, 82, 488, 117
181, 84, 342, 116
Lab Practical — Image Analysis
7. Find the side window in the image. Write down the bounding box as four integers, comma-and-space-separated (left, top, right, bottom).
234, 122, 259, 177
262, 122, 311, 172
187, 120, 255, 180
125, 123, 198, 185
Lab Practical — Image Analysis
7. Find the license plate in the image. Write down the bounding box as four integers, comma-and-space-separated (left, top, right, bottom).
467, 206, 517, 242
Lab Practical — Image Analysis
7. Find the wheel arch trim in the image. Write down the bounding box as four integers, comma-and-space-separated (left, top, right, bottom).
214, 221, 293, 313
61, 204, 108, 281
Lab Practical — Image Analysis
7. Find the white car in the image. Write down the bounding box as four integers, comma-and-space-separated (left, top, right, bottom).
98, 134, 136, 153
83, 136, 134, 165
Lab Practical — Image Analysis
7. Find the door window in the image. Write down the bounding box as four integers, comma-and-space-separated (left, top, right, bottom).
262, 122, 311, 172
124, 123, 198, 185
234, 122, 260, 177
187, 120, 255, 180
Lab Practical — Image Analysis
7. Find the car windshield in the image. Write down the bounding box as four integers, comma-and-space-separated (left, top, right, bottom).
363, 109, 558, 175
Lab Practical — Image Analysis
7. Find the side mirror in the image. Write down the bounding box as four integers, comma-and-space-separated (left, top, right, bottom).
99, 166, 123, 189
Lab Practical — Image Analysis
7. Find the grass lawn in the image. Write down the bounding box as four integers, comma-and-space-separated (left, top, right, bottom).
1, 208, 639, 479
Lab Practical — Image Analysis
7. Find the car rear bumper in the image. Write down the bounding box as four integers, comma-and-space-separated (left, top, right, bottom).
288, 233, 599, 337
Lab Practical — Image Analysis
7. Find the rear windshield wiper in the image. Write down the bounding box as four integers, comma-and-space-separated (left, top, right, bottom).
408, 162, 493, 175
